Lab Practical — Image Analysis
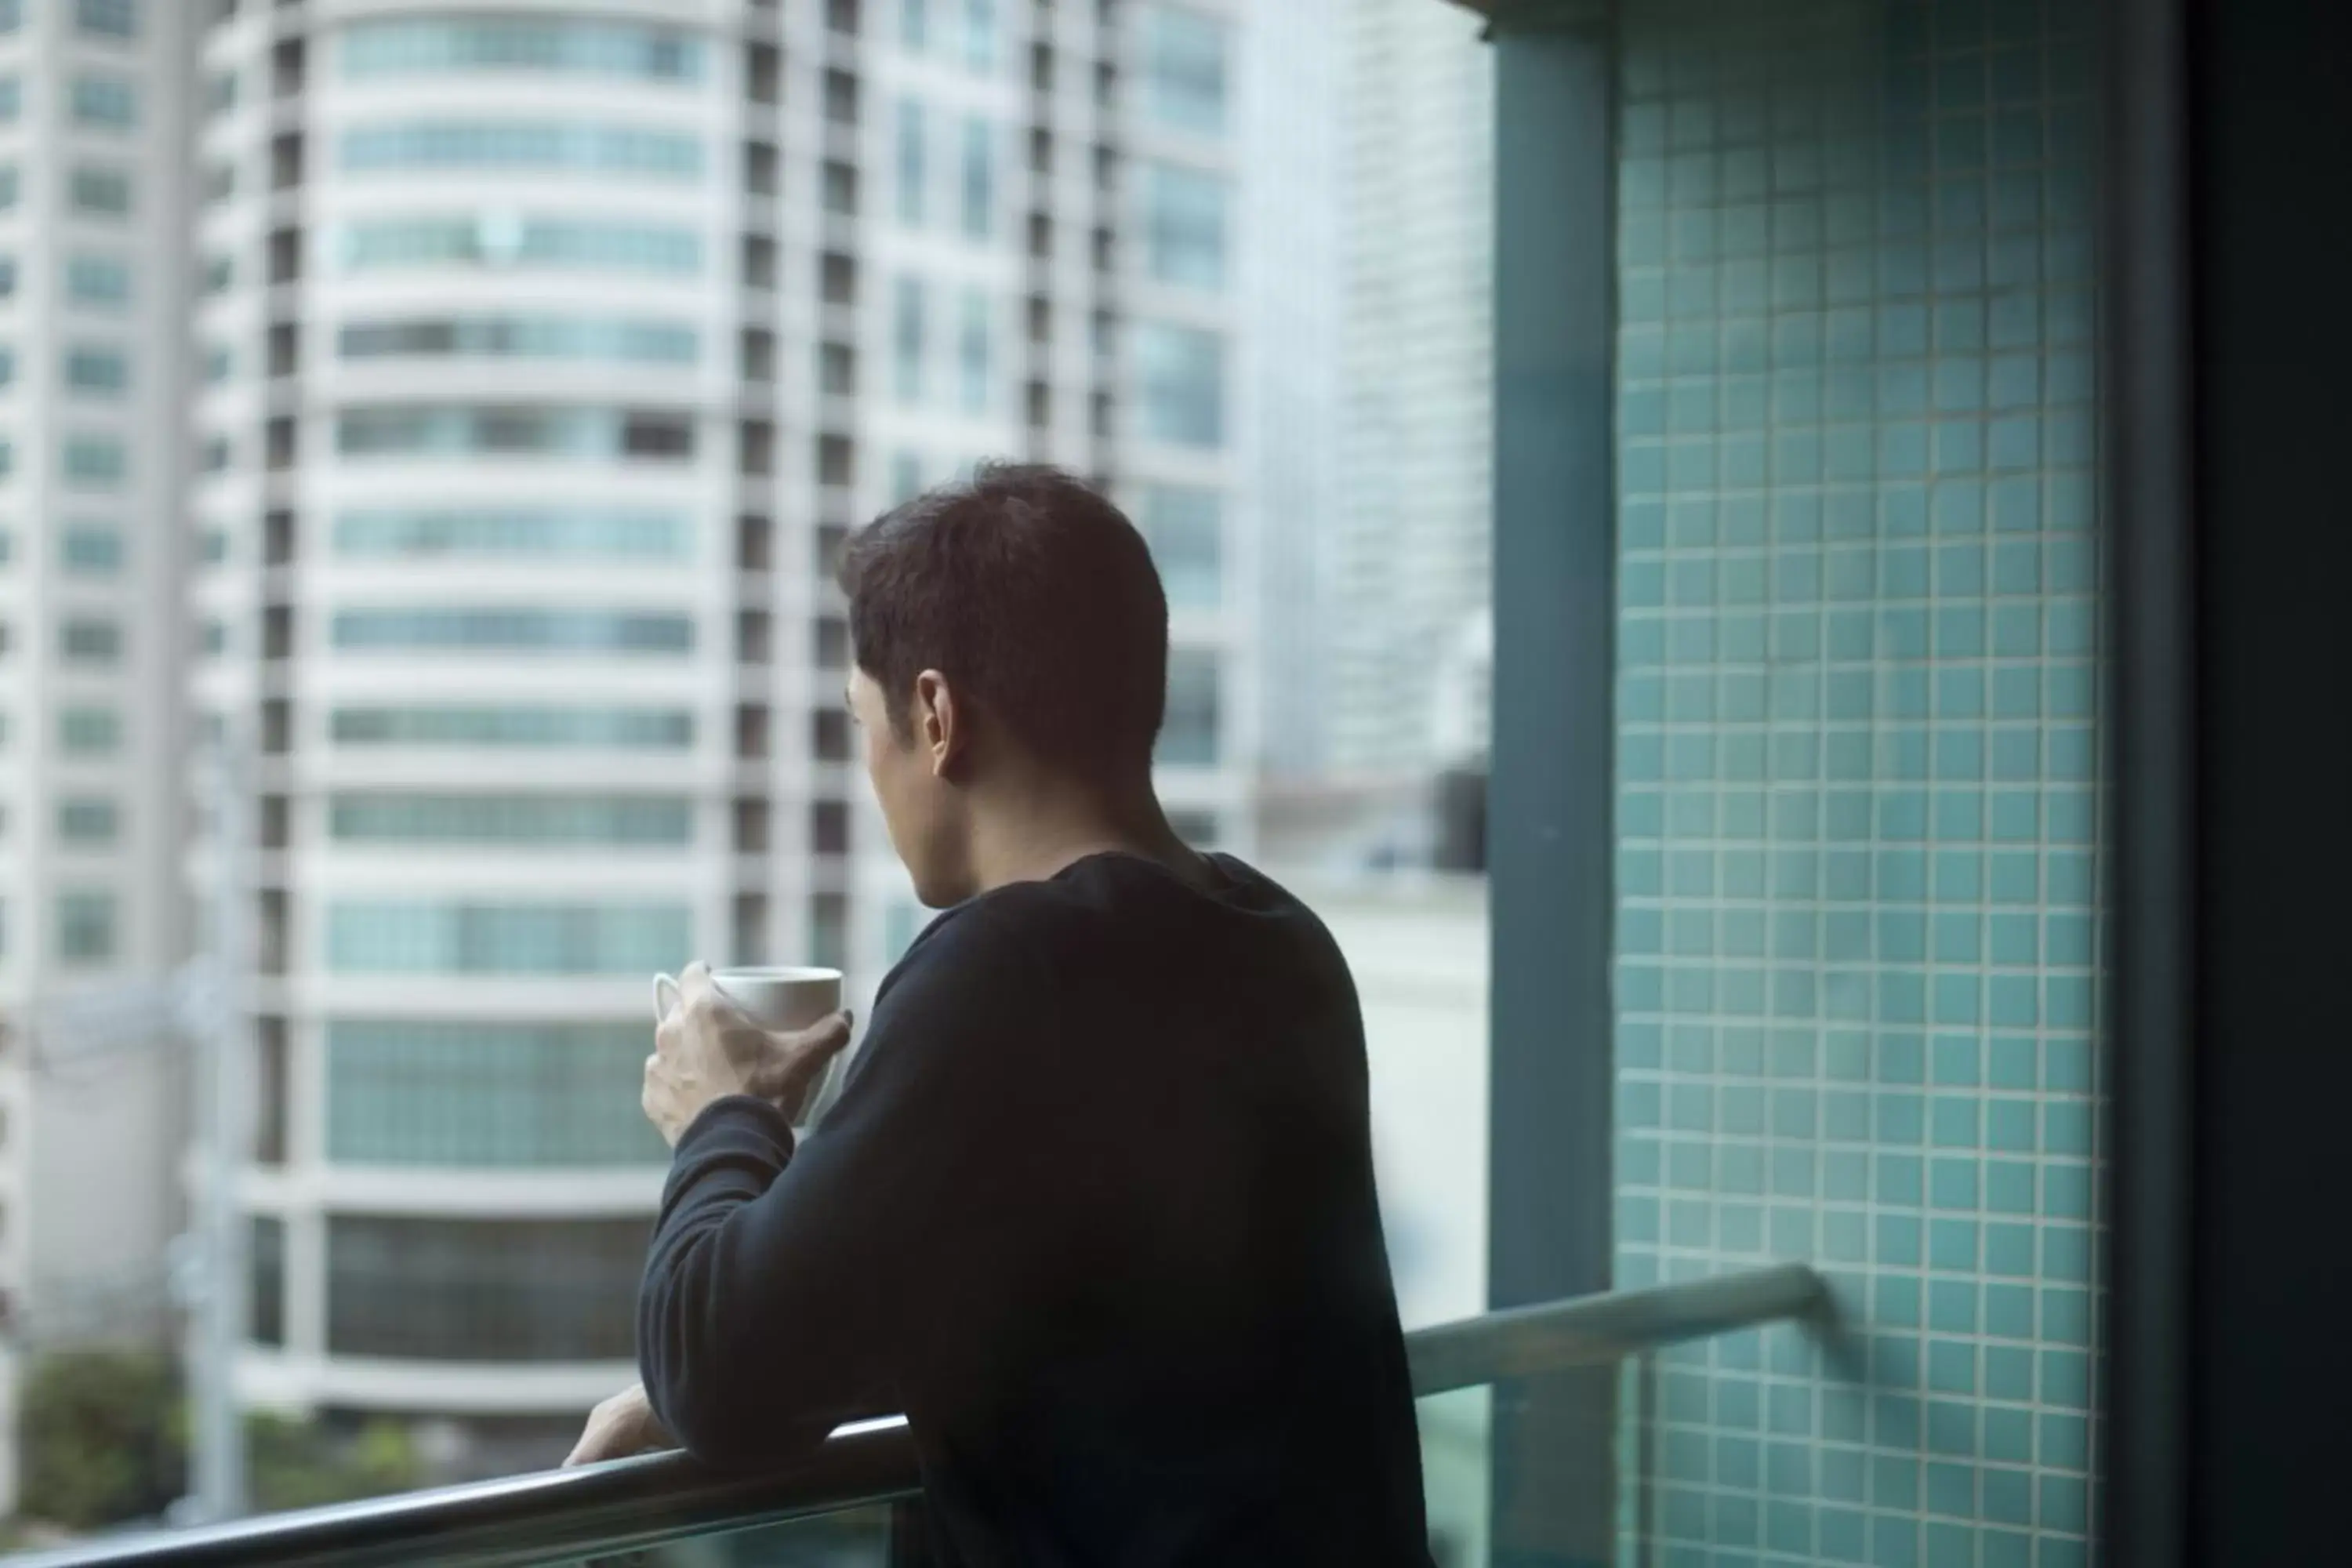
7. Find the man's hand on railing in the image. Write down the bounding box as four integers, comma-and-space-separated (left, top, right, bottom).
564, 1383, 676, 1468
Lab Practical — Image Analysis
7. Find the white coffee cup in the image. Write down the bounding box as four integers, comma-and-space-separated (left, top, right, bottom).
652, 965, 848, 1127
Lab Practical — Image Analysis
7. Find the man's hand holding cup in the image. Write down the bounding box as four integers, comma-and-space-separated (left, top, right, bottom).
645, 960, 855, 1144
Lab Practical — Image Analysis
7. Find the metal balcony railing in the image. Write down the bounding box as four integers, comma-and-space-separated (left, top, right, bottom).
13, 1264, 1828, 1568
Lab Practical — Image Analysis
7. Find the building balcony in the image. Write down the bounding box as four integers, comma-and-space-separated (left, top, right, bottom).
23, 1268, 1831, 1563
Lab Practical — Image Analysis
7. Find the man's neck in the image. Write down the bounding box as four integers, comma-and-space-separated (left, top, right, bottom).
962, 771, 1197, 896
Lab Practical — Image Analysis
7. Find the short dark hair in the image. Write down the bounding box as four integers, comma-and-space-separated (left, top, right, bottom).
837, 463, 1168, 779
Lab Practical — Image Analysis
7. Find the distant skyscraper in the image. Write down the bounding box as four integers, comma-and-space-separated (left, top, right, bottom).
1329, 0, 1492, 779
183, 0, 1250, 1483
0, 0, 197, 1511
1235, 0, 1342, 782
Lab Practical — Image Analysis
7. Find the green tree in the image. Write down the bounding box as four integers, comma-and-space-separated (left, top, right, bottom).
247, 1413, 419, 1513
15, 1350, 186, 1531
13, 1348, 422, 1534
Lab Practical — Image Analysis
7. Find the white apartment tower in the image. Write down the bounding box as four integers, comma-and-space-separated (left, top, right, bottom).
0, 0, 195, 1512
189, 0, 1247, 1480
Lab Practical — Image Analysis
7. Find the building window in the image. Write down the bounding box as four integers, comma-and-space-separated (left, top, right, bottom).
0, 77, 19, 123
818, 254, 858, 311
1144, 162, 1227, 289
251, 1217, 285, 1346
818, 434, 855, 487
56, 891, 118, 964
70, 75, 137, 129
1142, 6, 1226, 134
895, 99, 926, 227
64, 346, 128, 396
67, 255, 129, 308
340, 19, 702, 82
339, 216, 702, 275
60, 617, 122, 665
60, 706, 122, 755
328, 793, 693, 847
336, 405, 695, 461
207, 70, 237, 117
815, 615, 851, 669
1136, 322, 1225, 448
811, 893, 849, 970
811, 707, 851, 764
61, 525, 123, 575
325, 901, 692, 975
959, 289, 991, 414
339, 122, 703, 180
74, 0, 138, 41
68, 167, 132, 217
901, 0, 927, 53
326, 1022, 666, 1166
1139, 485, 1221, 608
0, 2, 17, 34
0, 168, 16, 210
330, 608, 695, 655
963, 0, 995, 71
891, 451, 924, 504
337, 316, 698, 365
823, 67, 859, 127
205, 344, 234, 383
1156, 648, 1221, 766
893, 277, 926, 404
0, 347, 13, 387
1165, 811, 1218, 851
819, 340, 857, 396
327, 1218, 650, 1360
0, 257, 15, 297
822, 160, 858, 216
58, 797, 119, 845
960, 116, 994, 239
332, 507, 691, 559
330, 706, 694, 749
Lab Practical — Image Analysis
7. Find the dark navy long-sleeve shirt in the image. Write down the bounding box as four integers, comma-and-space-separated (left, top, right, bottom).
637, 851, 1434, 1567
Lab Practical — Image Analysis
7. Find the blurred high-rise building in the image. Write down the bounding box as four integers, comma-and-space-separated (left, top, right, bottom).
1233, 0, 1341, 784
184, 0, 1247, 1483
1329, 0, 1491, 780
1254, 0, 1489, 873
0, 0, 198, 1511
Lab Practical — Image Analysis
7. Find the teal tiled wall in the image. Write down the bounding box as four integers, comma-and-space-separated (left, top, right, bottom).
1609, 1, 2102, 1563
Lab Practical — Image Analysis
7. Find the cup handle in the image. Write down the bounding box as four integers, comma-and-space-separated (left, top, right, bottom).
653, 973, 681, 1023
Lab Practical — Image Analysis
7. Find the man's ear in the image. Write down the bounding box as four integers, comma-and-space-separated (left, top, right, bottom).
915, 669, 962, 778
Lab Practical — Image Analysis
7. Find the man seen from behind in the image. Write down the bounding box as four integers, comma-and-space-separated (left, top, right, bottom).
568, 465, 1436, 1567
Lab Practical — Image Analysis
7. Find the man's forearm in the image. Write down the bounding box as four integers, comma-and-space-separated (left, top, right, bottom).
637, 1092, 902, 1465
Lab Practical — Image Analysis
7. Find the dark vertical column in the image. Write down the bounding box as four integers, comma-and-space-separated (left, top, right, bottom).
2107, 0, 2352, 1563
2176, 2, 2352, 1565
1483, 4, 1617, 1565
2100, 1, 2194, 1565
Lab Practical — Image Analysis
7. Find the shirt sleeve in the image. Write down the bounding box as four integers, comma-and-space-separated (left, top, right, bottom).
635, 900, 1041, 1467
